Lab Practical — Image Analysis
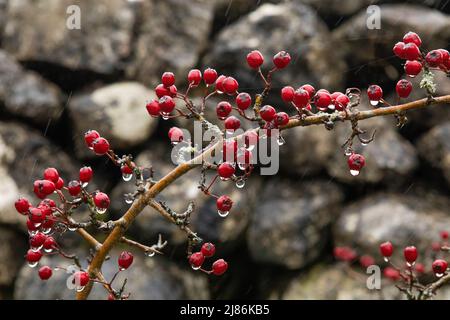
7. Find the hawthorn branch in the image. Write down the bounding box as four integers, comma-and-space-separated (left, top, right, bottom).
76, 94, 450, 300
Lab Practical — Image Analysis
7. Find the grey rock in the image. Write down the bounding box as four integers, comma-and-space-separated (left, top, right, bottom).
204, 2, 346, 94
127, 0, 214, 86
2, 0, 135, 74
0, 227, 27, 286
247, 179, 343, 269
68, 82, 158, 155
417, 122, 450, 185
14, 249, 209, 300
0, 50, 62, 125
294, 0, 374, 16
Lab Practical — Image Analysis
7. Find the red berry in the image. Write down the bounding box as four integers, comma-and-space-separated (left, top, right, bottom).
108, 294, 116, 300
396, 79, 413, 98
367, 85, 383, 102
68, 180, 82, 196
215, 75, 227, 93
432, 241, 441, 252
246, 50, 264, 69
403, 43, 421, 61
217, 162, 235, 179
236, 92, 252, 110
415, 263, 425, 274
314, 91, 332, 111
161, 72, 175, 87
334, 94, 350, 111
440, 231, 449, 240
29, 207, 45, 224
212, 259, 228, 275
425, 50, 443, 67
293, 88, 310, 108
34, 180, 55, 198
146, 100, 160, 117
73, 271, 90, 287
384, 267, 400, 281
189, 252, 205, 269
216, 101, 232, 119
94, 192, 110, 209
84, 130, 100, 149
348, 153, 365, 174
224, 116, 241, 131
259, 105, 276, 122
168, 127, 184, 144
92, 137, 110, 155
43, 168, 59, 183
155, 84, 169, 98
300, 84, 315, 98
26, 249, 43, 263
432, 259, 448, 275
121, 164, 133, 175
27, 218, 39, 232
333, 246, 357, 262
438, 49, 449, 62
281, 86, 295, 102
43, 236, 56, 251
404, 246, 418, 264
393, 42, 406, 59
217, 195, 233, 212
38, 266, 52, 280
30, 232, 47, 248
79, 166, 93, 183
15, 197, 31, 215
359, 255, 375, 268
404, 60, 422, 76
201, 242, 216, 258
204, 68, 218, 85
188, 69, 202, 86
380, 241, 394, 257
158, 95, 175, 113
118, 251, 134, 270
403, 32, 422, 47
273, 51, 291, 69
223, 77, 239, 95
55, 177, 64, 190
274, 112, 289, 126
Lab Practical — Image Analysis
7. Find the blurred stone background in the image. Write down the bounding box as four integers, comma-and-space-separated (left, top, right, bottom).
1, 0, 450, 300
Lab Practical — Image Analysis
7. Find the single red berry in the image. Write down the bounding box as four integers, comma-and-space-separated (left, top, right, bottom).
43, 168, 59, 183
393, 42, 406, 59
118, 251, 134, 270
404, 60, 422, 76
223, 77, 239, 95
259, 105, 277, 122
146, 100, 160, 117
201, 242, 216, 258
415, 263, 425, 274
215, 75, 227, 93
432, 241, 441, 252
236, 92, 252, 110
380, 241, 394, 258
29, 207, 45, 224
189, 252, 205, 269
43, 236, 56, 251
274, 112, 289, 126
188, 69, 202, 86
168, 127, 184, 144
314, 91, 332, 111
396, 79, 413, 98
204, 68, 218, 85
404, 246, 418, 264
27, 218, 39, 232
224, 116, 241, 131
432, 259, 448, 275
38, 203, 52, 217
403, 43, 421, 61
348, 153, 365, 175
281, 86, 295, 102
68, 180, 82, 196
79, 166, 93, 183
42, 216, 55, 230
333, 246, 357, 262
38, 266, 52, 280
367, 85, 383, 102
34, 180, 56, 198
246, 50, 264, 69
273, 51, 291, 69
94, 192, 110, 209
217, 162, 235, 179
384, 267, 401, 281
300, 84, 315, 98
155, 84, 169, 98
55, 177, 64, 190
440, 231, 449, 240
26, 249, 43, 263
216, 101, 232, 119
425, 50, 444, 67
84, 130, 100, 149
217, 195, 233, 212
30, 232, 47, 248
403, 31, 422, 47
222, 140, 237, 162
73, 271, 90, 287
334, 94, 350, 111
161, 72, 175, 87
92, 137, 110, 155
212, 259, 228, 275
359, 255, 375, 268
158, 95, 175, 113
108, 294, 116, 300
293, 88, 310, 108
15, 197, 31, 215
121, 164, 133, 175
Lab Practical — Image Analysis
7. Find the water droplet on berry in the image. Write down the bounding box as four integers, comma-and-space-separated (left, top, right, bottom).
217, 210, 229, 218
238, 163, 247, 171
161, 112, 170, 120
436, 273, 444, 278
369, 100, 379, 106
31, 245, 43, 252
28, 261, 38, 268
68, 227, 78, 232
219, 177, 230, 181
33, 222, 42, 228
28, 230, 38, 237
146, 251, 155, 258
361, 142, 368, 147
328, 104, 335, 111
125, 198, 133, 205
191, 264, 201, 271
122, 173, 132, 182
407, 74, 416, 78
96, 207, 107, 215
350, 169, 360, 176
76, 286, 85, 293
54, 267, 60, 271
383, 257, 389, 263
277, 135, 285, 146
81, 182, 89, 188
344, 148, 353, 156
236, 179, 245, 189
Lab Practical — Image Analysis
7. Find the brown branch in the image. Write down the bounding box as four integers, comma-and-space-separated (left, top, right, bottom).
76, 94, 450, 299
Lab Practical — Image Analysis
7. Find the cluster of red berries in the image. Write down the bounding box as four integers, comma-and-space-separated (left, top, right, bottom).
84, 129, 110, 156
188, 242, 228, 276
333, 246, 375, 269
